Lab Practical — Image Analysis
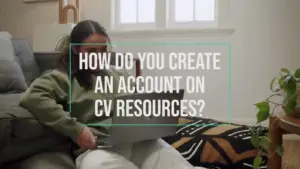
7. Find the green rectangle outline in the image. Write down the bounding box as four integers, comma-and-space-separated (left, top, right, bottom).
69, 42, 232, 127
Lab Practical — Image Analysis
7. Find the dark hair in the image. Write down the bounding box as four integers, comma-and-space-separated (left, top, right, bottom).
56, 20, 111, 89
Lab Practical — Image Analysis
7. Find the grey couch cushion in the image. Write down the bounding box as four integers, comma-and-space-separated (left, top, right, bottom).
0, 109, 12, 148
11, 38, 41, 85
0, 137, 68, 164
0, 94, 64, 142
0, 94, 68, 164
0, 39, 27, 93
34, 52, 60, 73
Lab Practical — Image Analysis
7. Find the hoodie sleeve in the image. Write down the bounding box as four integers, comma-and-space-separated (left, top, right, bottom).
19, 70, 85, 141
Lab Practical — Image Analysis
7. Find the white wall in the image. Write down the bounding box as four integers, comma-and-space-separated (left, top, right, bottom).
0, 0, 300, 124
111, 0, 300, 124
0, 0, 4, 30
0, 0, 104, 43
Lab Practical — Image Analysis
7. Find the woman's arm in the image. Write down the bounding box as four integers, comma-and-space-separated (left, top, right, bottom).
19, 70, 85, 141
112, 68, 138, 90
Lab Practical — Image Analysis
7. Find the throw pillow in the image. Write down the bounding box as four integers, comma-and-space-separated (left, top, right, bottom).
11, 38, 41, 85
163, 117, 268, 169
0, 39, 28, 93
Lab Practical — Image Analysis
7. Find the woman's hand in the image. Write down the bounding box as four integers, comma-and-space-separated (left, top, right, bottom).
76, 127, 97, 150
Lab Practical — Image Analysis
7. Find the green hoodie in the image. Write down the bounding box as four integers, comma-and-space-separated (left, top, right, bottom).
19, 67, 133, 145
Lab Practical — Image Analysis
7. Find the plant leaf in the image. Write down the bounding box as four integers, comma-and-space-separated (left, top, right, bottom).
251, 135, 260, 148
255, 101, 270, 112
284, 93, 297, 104
286, 99, 297, 114
260, 136, 270, 150
279, 76, 286, 88
275, 145, 284, 156
294, 69, 300, 78
285, 93, 297, 114
265, 133, 270, 138
253, 155, 262, 169
256, 111, 270, 123
282, 77, 296, 95
275, 88, 281, 92
270, 77, 278, 92
280, 68, 290, 74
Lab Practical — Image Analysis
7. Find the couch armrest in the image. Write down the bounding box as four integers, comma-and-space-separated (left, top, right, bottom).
0, 112, 12, 149
0, 94, 68, 164
34, 52, 60, 74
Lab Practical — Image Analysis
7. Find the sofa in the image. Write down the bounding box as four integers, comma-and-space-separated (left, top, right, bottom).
0, 32, 72, 168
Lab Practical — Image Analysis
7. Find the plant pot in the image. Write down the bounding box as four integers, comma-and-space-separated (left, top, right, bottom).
282, 106, 300, 117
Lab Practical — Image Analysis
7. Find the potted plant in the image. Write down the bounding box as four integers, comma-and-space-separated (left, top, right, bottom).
250, 68, 300, 169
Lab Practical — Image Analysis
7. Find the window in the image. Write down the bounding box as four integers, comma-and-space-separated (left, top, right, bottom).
113, 0, 217, 30
174, 0, 215, 22
114, 0, 156, 30
119, 0, 155, 23
169, 0, 217, 28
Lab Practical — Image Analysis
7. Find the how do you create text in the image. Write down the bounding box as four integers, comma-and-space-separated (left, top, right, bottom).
77, 51, 222, 117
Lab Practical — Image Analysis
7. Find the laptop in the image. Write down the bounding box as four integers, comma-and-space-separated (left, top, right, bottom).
106, 89, 185, 146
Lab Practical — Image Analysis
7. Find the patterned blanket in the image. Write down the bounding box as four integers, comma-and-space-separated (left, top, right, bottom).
163, 117, 268, 169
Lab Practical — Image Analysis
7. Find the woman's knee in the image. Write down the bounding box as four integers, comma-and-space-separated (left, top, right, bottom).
131, 139, 173, 166
20, 152, 75, 169
132, 139, 193, 169
133, 139, 177, 156
76, 149, 138, 169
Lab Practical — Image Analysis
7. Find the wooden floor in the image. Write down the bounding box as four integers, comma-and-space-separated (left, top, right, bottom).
283, 140, 300, 169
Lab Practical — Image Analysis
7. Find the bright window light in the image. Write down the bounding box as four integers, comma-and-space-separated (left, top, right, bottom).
120, 0, 137, 23
175, 0, 215, 22
138, 0, 155, 23
175, 0, 194, 22
195, 0, 215, 21
119, 0, 155, 24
